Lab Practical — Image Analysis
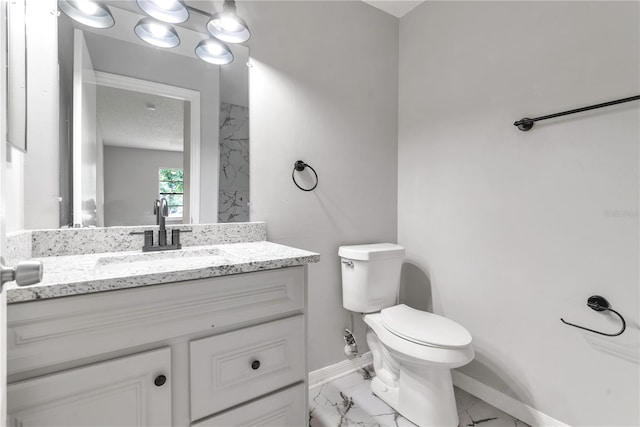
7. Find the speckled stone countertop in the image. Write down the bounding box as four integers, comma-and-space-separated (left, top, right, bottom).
6, 241, 320, 304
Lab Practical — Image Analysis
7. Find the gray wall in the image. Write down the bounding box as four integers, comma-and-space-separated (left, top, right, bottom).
103, 146, 182, 227
398, 2, 639, 425
84, 32, 220, 223
246, 1, 399, 371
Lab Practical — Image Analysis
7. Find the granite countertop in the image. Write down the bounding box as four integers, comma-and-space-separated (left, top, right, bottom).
6, 241, 320, 304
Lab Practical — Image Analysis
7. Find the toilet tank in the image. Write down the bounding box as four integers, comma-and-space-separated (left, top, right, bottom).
338, 243, 405, 313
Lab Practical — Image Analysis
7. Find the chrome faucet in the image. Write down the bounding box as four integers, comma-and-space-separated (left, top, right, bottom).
153, 199, 167, 227
156, 198, 169, 245
131, 198, 186, 251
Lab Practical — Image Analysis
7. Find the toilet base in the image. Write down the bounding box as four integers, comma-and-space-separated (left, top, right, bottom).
370, 365, 459, 427
362, 312, 472, 426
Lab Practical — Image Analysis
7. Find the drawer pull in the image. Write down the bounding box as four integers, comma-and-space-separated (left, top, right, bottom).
251, 360, 261, 370
154, 374, 167, 387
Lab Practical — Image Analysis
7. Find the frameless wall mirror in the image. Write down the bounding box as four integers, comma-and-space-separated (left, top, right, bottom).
17, 0, 249, 229
6, 0, 27, 152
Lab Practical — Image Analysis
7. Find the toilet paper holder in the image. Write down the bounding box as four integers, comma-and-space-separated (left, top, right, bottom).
560, 295, 626, 337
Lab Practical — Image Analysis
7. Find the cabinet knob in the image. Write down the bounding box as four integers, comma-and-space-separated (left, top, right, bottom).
251, 360, 260, 370
154, 374, 167, 387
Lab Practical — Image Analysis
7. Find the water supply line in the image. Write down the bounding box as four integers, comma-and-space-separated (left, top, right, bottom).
344, 328, 358, 357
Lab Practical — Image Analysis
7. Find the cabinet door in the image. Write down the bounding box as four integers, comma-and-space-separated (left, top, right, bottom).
192, 383, 306, 427
8, 347, 171, 427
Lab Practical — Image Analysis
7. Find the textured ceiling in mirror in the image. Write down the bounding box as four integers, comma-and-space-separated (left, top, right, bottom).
97, 86, 185, 152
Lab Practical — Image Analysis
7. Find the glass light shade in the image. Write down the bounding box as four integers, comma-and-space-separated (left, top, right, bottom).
58, 0, 114, 29
206, 12, 250, 43
134, 18, 180, 48
136, 0, 189, 24
195, 38, 234, 65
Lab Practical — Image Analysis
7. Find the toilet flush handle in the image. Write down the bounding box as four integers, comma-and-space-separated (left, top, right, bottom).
341, 259, 354, 268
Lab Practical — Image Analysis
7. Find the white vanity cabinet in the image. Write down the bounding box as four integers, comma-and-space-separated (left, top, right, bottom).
7, 266, 308, 426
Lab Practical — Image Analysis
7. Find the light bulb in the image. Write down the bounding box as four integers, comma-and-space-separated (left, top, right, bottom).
204, 42, 226, 55
148, 22, 169, 37
134, 18, 180, 48
58, 0, 114, 29
217, 16, 242, 32
153, 0, 178, 9
76, 0, 99, 15
195, 38, 233, 65
136, 0, 188, 24
206, 7, 250, 44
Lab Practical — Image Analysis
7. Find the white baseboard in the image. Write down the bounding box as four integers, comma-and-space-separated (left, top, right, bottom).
452, 371, 568, 427
308, 352, 373, 388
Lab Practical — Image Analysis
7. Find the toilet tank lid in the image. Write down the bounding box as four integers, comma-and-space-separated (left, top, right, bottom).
381, 304, 472, 348
338, 243, 405, 261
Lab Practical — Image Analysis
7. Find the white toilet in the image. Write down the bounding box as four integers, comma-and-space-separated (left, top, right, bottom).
339, 243, 474, 427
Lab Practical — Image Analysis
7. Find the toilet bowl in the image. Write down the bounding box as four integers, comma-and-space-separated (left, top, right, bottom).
364, 305, 473, 426
339, 244, 474, 427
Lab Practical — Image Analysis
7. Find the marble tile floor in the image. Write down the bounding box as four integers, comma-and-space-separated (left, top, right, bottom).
309, 367, 530, 427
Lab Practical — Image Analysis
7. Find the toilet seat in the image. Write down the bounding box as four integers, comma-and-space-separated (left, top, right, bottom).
381, 304, 472, 349
364, 312, 474, 368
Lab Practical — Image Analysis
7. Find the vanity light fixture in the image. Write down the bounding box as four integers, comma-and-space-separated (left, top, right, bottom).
58, 0, 115, 29
195, 38, 234, 65
206, 0, 251, 44
136, 0, 189, 24
134, 18, 180, 48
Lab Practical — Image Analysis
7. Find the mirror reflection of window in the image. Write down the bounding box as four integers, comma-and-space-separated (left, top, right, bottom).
159, 168, 184, 219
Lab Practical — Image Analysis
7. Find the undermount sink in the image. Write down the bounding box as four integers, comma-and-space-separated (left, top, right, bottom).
94, 247, 232, 271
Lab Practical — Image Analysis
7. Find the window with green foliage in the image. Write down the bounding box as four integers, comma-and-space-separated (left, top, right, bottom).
159, 168, 184, 219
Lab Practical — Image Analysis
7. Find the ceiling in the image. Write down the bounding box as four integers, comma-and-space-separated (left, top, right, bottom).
361, 1, 424, 18
97, 86, 185, 152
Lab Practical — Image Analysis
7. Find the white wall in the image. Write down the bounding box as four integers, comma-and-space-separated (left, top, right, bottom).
398, 2, 639, 425
23, 0, 59, 229
246, 1, 399, 371
103, 146, 182, 227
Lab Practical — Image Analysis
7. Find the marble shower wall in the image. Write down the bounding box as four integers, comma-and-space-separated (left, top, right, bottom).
219, 103, 249, 222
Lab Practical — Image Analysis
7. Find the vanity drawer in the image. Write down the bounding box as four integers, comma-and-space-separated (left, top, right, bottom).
192, 383, 306, 426
190, 315, 305, 420
8, 267, 305, 377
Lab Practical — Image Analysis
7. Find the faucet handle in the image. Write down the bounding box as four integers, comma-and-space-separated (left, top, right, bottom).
153, 199, 160, 215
